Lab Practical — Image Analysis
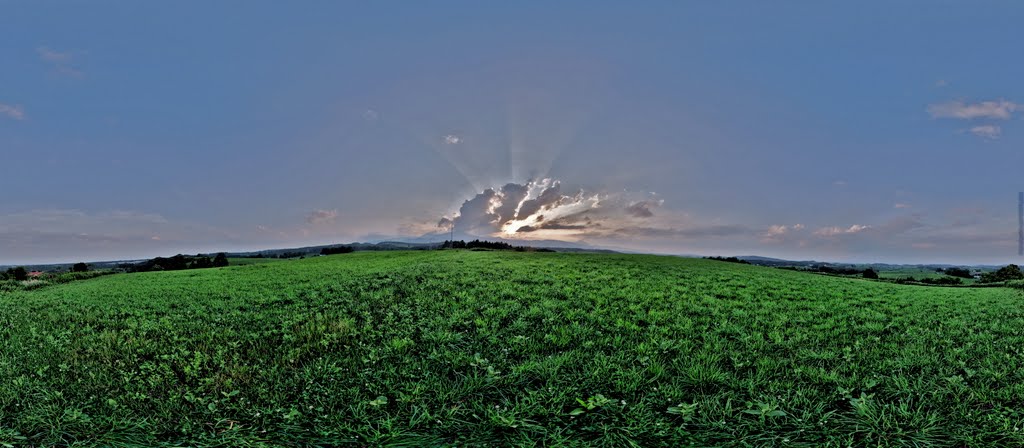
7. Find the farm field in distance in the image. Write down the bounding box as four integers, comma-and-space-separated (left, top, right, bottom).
2, 251, 1024, 446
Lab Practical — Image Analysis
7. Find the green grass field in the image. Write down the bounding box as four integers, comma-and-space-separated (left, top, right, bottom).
227, 257, 286, 267
2, 251, 1023, 446
873, 268, 977, 286
874, 267, 974, 282
875, 267, 950, 280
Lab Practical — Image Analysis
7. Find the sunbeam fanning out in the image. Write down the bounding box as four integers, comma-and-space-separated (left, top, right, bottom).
5, 3, 1024, 267
437, 178, 665, 241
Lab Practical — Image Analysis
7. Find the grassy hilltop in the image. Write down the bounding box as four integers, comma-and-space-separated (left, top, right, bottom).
2, 251, 1023, 446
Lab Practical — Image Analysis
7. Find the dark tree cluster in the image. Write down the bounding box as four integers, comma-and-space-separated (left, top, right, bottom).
862, 268, 879, 279
704, 256, 751, 265
213, 253, 229, 267
320, 246, 355, 255
71, 262, 90, 273
521, 247, 556, 252
942, 267, 973, 279
440, 239, 544, 251
930, 276, 964, 285
127, 253, 228, 273
442, 240, 468, 249
1, 267, 28, 281
276, 251, 307, 259
979, 264, 1024, 283
467, 240, 515, 250
895, 276, 963, 286
815, 265, 863, 276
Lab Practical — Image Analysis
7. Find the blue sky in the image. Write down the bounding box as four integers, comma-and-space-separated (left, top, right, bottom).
2, 2, 1024, 265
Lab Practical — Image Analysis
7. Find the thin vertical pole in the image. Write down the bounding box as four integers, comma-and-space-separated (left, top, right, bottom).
1018, 192, 1023, 256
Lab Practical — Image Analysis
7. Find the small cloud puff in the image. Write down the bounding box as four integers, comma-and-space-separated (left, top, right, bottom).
760, 223, 804, 243
814, 224, 871, 237
0, 103, 25, 120
928, 99, 1018, 120
969, 125, 1001, 140
36, 46, 83, 77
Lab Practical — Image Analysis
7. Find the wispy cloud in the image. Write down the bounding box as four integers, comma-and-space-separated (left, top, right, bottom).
0, 103, 25, 120
927, 99, 1018, 120
875, 215, 925, 235
759, 223, 805, 243
813, 224, 871, 237
37, 46, 71, 63
626, 200, 662, 218
306, 209, 339, 225
612, 225, 750, 239
894, 203, 911, 209
969, 125, 1001, 140
36, 46, 83, 77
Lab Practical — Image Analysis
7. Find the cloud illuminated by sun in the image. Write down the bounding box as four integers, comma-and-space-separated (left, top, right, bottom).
438, 178, 669, 241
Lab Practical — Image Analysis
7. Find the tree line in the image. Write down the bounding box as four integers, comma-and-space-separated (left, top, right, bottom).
940, 267, 974, 279
894, 276, 963, 286
978, 264, 1023, 283
439, 239, 554, 252
120, 253, 228, 273
321, 246, 354, 255
704, 256, 751, 265
1, 266, 28, 281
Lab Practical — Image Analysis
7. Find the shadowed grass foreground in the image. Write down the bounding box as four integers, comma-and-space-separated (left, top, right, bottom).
2, 251, 1023, 446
